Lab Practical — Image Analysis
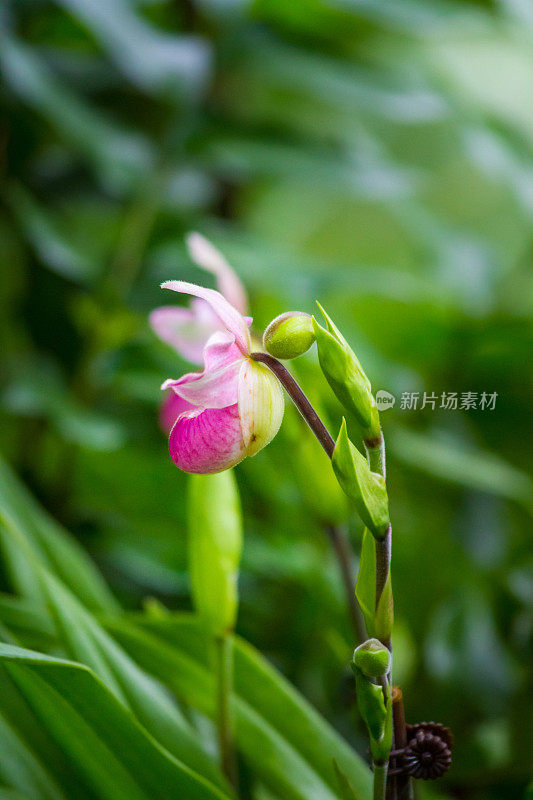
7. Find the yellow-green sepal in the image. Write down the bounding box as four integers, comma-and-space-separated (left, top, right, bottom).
332, 419, 390, 539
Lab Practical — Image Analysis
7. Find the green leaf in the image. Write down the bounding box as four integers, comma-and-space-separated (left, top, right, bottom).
0, 711, 66, 800
332, 420, 390, 538
0, 456, 117, 612
38, 571, 227, 792
332, 762, 360, 800
390, 427, 533, 512
106, 614, 372, 800
0, 593, 56, 651
0, 32, 152, 190
0, 643, 230, 800
54, 0, 211, 97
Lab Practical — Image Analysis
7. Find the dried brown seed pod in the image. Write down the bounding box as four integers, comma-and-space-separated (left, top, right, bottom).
406, 721, 454, 751
403, 730, 452, 780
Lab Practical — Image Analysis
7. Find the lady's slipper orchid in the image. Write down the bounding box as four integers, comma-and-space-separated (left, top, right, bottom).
160, 281, 284, 474
150, 233, 249, 431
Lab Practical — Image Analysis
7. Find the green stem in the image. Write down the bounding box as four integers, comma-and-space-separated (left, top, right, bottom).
365, 434, 391, 656
373, 762, 388, 800
215, 633, 238, 788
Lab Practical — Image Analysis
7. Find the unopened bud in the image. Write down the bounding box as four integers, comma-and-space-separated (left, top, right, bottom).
263, 312, 315, 360
188, 471, 243, 636
313, 303, 379, 436
353, 639, 391, 679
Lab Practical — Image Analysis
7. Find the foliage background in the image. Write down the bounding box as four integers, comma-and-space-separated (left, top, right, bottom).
0, 1, 532, 798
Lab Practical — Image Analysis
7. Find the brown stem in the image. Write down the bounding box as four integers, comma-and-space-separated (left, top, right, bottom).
251, 352, 335, 457
386, 688, 412, 800
251, 352, 367, 643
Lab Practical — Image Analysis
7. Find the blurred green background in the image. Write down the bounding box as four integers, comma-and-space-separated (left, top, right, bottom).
1, 1, 532, 798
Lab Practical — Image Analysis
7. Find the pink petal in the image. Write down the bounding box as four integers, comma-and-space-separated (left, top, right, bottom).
162, 359, 241, 409
149, 300, 220, 365
161, 281, 251, 356
169, 404, 245, 474
161, 331, 243, 409
186, 232, 249, 315
159, 391, 194, 434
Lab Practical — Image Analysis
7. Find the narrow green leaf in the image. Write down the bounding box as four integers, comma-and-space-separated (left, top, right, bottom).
54, 0, 211, 96
39, 571, 227, 792
0, 456, 117, 612
332, 421, 390, 538
332, 762, 359, 800
0, 711, 66, 800
0, 32, 152, 189
0, 644, 231, 800
390, 427, 533, 511
106, 614, 372, 800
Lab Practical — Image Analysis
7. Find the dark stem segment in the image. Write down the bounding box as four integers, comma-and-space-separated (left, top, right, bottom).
252, 352, 366, 644
251, 352, 335, 458
326, 524, 367, 644
386, 688, 412, 800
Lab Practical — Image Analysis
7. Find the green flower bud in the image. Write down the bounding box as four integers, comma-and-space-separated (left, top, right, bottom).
263, 312, 316, 360
312, 303, 379, 436
352, 639, 391, 679
332, 419, 390, 539
188, 471, 242, 636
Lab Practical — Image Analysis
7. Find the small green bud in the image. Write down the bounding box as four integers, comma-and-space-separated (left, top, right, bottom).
353, 639, 391, 679
188, 471, 243, 636
313, 304, 379, 436
332, 419, 390, 539
263, 312, 316, 360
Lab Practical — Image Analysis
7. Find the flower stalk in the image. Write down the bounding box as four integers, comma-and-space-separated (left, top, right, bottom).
251, 351, 366, 644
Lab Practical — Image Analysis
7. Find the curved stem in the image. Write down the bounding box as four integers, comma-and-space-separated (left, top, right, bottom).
251, 352, 335, 457
251, 352, 367, 643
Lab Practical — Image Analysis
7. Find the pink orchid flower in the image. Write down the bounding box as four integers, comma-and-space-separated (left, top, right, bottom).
159, 281, 284, 474
150, 233, 249, 432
